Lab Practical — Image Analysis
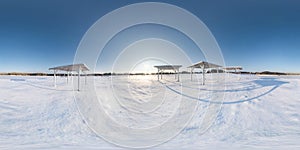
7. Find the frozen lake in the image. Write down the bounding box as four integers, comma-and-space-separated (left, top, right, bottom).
0, 74, 299, 149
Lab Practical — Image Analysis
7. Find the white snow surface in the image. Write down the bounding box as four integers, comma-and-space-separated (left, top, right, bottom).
0, 74, 299, 149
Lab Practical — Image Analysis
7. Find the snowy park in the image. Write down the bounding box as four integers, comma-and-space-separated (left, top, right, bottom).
1, 74, 299, 149
1, 1, 300, 149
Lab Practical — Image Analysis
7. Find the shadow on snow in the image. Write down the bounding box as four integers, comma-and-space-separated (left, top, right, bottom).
159, 77, 289, 105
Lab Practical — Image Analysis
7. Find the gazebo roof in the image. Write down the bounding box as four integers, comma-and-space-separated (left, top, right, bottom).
188, 61, 222, 69
49, 63, 89, 72
223, 66, 243, 71
154, 65, 182, 70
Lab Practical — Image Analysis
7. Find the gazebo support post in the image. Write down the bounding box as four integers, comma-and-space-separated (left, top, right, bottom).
77, 66, 80, 91
71, 72, 73, 83
190, 67, 194, 81
177, 68, 180, 82
67, 71, 69, 84
54, 70, 57, 88
157, 69, 159, 81
202, 67, 205, 85
85, 71, 87, 85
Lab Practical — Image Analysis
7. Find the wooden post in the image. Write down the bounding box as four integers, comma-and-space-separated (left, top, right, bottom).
54, 70, 57, 88
202, 67, 205, 85
177, 68, 180, 82
77, 66, 80, 91
190, 67, 194, 81
157, 68, 159, 81
71, 72, 73, 83
67, 71, 69, 84
85, 71, 87, 85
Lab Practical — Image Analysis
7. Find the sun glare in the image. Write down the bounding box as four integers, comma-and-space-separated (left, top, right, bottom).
130, 60, 157, 74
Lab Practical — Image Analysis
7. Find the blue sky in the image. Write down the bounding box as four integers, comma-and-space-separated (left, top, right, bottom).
0, 0, 300, 73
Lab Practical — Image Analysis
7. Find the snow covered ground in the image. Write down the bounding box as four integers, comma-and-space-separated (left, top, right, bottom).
0, 74, 299, 149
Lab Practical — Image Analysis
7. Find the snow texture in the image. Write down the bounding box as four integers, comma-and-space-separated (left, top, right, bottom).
0, 74, 299, 149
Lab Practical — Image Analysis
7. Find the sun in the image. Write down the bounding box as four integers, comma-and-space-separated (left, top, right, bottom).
143, 64, 152, 73
129, 59, 162, 74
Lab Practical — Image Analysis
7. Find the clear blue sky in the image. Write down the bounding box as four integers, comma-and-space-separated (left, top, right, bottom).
0, 0, 300, 73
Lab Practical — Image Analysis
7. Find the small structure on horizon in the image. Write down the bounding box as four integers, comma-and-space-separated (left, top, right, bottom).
188, 61, 222, 85
49, 63, 89, 91
154, 65, 182, 82
223, 66, 243, 73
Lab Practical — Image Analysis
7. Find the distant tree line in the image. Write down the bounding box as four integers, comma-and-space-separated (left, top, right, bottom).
0, 71, 300, 76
